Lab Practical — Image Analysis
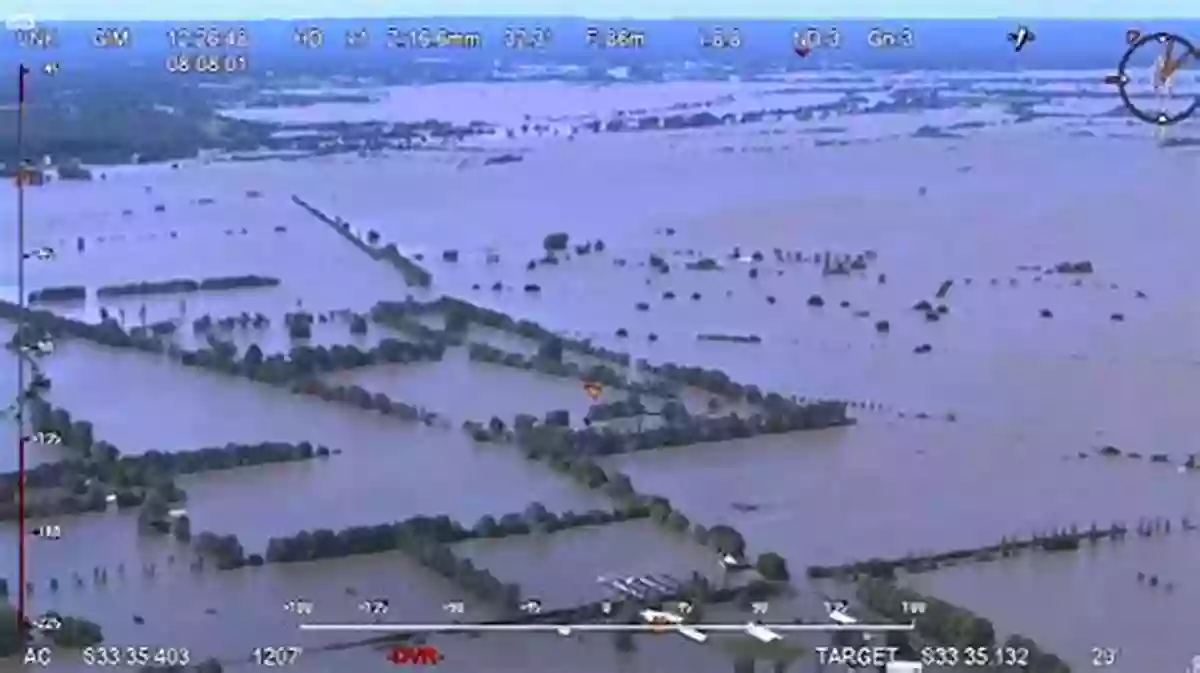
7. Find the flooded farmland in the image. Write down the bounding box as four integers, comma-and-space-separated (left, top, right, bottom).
0, 18, 1198, 672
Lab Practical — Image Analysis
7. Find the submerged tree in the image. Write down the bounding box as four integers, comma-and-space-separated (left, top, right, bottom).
543, 232, 569, 252
756, 552, 791, 581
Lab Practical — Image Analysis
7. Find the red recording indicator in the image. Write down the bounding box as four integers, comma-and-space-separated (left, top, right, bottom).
389, 645, 442, 666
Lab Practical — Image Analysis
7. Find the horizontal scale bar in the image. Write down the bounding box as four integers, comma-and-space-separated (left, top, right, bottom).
299, 622, 915, 632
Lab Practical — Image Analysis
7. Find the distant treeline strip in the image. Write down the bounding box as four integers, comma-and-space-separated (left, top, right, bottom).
291, 195, 432, 287
807, 522, 1131, 580
263, 505, 651, 566
194, 504, 653, 594
28, 275, 281, 303
696, 333, 763, 344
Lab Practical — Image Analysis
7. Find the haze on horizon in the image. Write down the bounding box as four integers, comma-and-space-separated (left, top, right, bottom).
8, 0, 1199, 22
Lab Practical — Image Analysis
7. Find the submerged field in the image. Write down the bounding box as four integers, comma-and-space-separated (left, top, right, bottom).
0, 69, 1196, 672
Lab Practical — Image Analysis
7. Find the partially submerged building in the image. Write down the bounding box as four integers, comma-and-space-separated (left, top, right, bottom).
56, 158, 93, 180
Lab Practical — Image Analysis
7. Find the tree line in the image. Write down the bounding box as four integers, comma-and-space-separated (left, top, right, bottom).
95, 275, 280, 298
386, 295, 848, 423
291, 195, 432, 287
857, 579, 1070, 673
807, 521, 1131, 580
401, 296, 632, 368
498, 401, 848, 458
174, 325, 444, 388
467, 341, 677, 398
28, 275, 281, 304
503, 416, 793, 582
0, 395, 331, 529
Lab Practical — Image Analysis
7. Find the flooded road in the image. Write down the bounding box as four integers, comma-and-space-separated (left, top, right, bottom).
0, 73, 1196, 671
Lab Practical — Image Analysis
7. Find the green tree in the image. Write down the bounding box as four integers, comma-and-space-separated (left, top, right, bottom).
444, 306, 471, 333
241, 344, 264, 373
570, 460, 608, 488
537, 338, 564, 363
543, 232, 569, 252
756, 552, 791, 581
522, 502, 550, 527
172, 514, 192, 542
665, 511, 690, 532
138, 491, 170, 533
50, 615, 103, 648
472, 515, 500, 537
648, 498, 673, 523
605, 471, 635, 497
68, 420, 95, 451
0, 604, 27, 656
708, 524, 747, 556
90, 439, 119, 464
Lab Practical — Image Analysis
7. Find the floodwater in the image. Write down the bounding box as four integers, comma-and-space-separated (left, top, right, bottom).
0, 71, 1198, 671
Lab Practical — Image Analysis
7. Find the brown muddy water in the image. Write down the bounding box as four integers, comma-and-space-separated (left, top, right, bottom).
0, 75, 1198, 671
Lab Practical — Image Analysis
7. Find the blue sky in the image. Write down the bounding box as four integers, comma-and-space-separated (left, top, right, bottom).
9, 0, 1199, 21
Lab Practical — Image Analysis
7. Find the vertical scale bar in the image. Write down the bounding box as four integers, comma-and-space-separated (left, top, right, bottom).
15, 62, 28, 627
